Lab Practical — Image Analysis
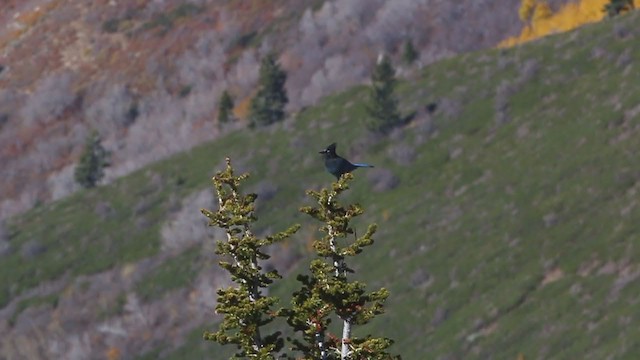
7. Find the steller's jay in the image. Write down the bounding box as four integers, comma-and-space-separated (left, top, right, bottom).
319, 142, 374, 179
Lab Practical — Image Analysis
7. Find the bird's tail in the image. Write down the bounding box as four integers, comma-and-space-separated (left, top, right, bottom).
353, 163, 374, 168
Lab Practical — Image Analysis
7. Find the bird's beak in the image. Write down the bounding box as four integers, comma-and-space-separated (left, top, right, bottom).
319, 149, 326, 154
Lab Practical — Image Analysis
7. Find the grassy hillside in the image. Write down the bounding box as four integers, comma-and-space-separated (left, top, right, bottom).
3, 10, 640, 359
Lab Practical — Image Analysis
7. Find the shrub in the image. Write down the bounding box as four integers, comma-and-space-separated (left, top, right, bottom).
102, 18, 120, 33
19, 71, 76, 126
84, 84, 137, 129
161, 189, 214, 252
387, 142, 416, 166
366, 168, 400, 192
604, 0, 634, 17
0, 221, 10, 257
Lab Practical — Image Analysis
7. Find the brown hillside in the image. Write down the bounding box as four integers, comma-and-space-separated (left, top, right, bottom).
0, 0, 542, 220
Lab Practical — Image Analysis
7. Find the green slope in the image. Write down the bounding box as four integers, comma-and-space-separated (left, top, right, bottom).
4, 11, 640, 359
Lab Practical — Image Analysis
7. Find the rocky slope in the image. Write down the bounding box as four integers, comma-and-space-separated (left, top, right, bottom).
0, 0, 534, 221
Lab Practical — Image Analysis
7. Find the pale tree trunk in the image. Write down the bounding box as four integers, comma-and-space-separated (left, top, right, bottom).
341, 318, 352, 359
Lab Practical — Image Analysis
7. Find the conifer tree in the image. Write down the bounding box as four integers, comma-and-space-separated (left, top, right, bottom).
74, 130, 110, 189
402, 39, 419, 65
201, 162, 399, 359
283, 173, 400, 360
201, 158, 299, 359
366, 55, 402, 134
249, 53, 288, 128
218, 90, 235, 123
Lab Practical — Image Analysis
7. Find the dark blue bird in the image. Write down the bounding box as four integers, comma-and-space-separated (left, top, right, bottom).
319, 143, 374, 179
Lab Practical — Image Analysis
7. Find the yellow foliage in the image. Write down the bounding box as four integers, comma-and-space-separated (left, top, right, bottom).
519, 0, 538, 22
499, 0, 640, 48
121, 263, 137, 279
533, 2, 553, 21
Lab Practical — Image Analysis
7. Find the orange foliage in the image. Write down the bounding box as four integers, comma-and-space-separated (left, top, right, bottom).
233, 96, 253, 120
499, 0, 639, 47
106, 347, 121, 360
0, 0, 62, 52
15, 0, 62, 27
15, 7, 47, 27
0, 29, 25, 52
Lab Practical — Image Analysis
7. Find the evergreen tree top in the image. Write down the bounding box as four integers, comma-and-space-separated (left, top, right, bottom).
249, 53, 288, 128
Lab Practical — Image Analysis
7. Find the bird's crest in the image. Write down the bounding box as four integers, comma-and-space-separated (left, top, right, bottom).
320, 142, 337, 155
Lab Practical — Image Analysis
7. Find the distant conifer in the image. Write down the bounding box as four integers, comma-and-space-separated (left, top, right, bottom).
402, 39, 419, 65
218, 90, 234, 123
249, 54, 288, 128
366, 54, 402, 134
74, 131, 110, 189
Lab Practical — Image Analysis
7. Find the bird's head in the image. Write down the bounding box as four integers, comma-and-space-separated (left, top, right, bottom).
319, 143, 337, 157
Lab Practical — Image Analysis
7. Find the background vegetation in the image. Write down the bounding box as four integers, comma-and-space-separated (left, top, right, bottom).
2, 8, 640, 358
